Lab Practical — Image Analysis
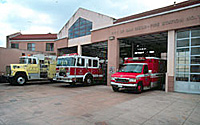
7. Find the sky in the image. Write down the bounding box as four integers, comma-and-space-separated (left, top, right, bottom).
0, 0, 186, 47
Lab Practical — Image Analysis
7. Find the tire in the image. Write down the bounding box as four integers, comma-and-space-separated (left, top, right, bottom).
137, 82, 143, 93
14, 74, 27, 85
112, 86, 119, 92
69, 82, 75, 86
84, 75, 93, 85
49, 79, 54, 83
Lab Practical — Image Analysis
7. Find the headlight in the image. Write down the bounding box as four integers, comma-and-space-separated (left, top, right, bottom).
129, 78, 136, 82
13, 65, 20, 69
11, 71, 15, 76
111, 77, 115, 80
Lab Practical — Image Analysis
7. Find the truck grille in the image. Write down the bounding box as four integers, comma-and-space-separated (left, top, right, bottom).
115, 78, 129, 83
6, 66, 11, 75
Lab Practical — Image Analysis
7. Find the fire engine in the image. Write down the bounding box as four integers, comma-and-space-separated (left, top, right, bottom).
4, 54, 56, 85
111, 57, 166, 93
53, 53, 103, 85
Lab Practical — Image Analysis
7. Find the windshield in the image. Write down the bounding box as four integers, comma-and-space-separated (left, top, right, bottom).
118, 64, 143, 73
57, 57, 76, 66
19, 58, 28, 64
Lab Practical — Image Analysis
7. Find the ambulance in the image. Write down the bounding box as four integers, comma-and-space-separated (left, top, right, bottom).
111, 57, 166, 93
54, 53, 103, 85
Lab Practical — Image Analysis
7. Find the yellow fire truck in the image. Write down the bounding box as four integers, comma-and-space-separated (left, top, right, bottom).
4, 54, 56, 85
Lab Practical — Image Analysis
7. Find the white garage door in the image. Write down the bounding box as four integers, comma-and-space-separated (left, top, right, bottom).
175, 27, 200, 94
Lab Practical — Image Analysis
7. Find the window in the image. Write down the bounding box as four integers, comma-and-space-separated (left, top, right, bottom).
68, 17, 92, 39
175, 27, 200, 82
88, 59, 92, 67
143, 65, 148, 74
118, 64, 143, 73
28, 58, 32, 64
77, 58, 85, 67
93, 60, 98, 67
33, 59, 37, 64
46, 43, 54, 51
27, 43, 35, 51
11, 43, 19, 49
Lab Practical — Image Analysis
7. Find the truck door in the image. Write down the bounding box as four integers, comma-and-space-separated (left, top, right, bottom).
27, 58, 40, 79
76, 57, 86, 76
87, 59, 93, 74
143, 65, 151, 87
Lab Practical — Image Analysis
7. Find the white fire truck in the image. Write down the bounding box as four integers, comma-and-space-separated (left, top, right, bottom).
53, 53, 104, 85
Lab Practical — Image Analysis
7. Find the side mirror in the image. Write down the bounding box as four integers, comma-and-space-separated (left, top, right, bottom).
148, 70, 152, 73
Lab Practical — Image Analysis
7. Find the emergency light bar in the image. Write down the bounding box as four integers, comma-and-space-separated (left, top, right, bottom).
63, 53, 79, 56
125, 57, 146, 61
124, 57, 146, 63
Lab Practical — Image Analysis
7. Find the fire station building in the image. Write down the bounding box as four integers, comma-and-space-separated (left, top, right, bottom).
4, 0, 200, 94
55, 0, 200, 94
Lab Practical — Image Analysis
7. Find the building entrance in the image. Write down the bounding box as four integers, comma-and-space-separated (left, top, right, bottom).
82, 41, 108, 84
119, 32, 168, 89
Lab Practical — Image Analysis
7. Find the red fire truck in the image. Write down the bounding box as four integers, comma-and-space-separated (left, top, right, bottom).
111, 57, 166, 93
53, 53, 103, 85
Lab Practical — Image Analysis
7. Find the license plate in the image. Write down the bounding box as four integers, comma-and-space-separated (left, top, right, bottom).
118, 85, 122, 88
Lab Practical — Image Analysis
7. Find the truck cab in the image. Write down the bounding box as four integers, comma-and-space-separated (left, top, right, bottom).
111, 57, 166, 93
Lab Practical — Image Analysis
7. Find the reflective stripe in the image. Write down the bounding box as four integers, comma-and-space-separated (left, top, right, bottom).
57, 74, 103, 78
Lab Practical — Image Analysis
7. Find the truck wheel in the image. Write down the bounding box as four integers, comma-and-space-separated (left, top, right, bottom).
84, 75, 93, 85
137, 82, 143, 93
69, 82, 76, 86
15, 75, 27, 85
49, 79, 54, 83
112, 86, 119, 92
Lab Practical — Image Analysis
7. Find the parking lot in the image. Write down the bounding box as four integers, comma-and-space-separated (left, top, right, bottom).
0, 82, 200, 125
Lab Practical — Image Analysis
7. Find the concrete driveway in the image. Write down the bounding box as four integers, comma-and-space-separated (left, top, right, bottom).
0, 82, 200, 125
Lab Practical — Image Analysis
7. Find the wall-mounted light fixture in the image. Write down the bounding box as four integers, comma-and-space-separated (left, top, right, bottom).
109, 36, 115, 40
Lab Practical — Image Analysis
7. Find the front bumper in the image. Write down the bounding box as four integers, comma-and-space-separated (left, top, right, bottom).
111, 82, 137, 88
2, 75, 14, 83
53, 77, 73, 83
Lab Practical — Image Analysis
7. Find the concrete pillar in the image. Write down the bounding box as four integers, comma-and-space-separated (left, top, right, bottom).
107, 38, 120, 86
132, 42, 134, 57
78, 45, 82, 55
166, 30, 175, 92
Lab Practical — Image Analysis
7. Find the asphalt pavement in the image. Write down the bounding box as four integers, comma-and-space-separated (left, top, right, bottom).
0, 82, 199, 125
